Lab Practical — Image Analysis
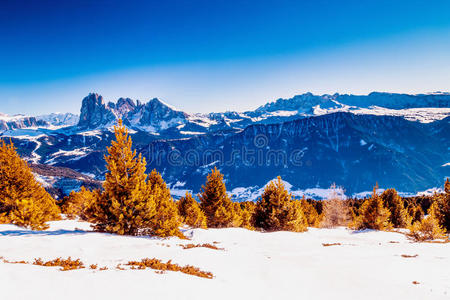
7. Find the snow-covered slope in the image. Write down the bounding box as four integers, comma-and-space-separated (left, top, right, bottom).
0, 113, 48, 132
36, 113, 79, 127
1, 219, 449, 300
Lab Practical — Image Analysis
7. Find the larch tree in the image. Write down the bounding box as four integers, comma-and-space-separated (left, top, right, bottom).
177, 192, 207, 229
429, 179, 450, 233
253, 177, 307, 232
148, 169, 184, 238
199, 167, 235, 228
320, 184, 350, 228
351, 184, 392, 231
0, 139, 60, 230
381, 188, 410, 228
88, 120, 158, 236
62, 186, 97, 220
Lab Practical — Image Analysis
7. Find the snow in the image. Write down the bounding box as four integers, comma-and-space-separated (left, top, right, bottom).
0, 219, 449, 300
232, 178, 347, 201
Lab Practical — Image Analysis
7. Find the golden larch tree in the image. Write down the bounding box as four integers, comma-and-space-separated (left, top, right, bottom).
381, 188, 410, 228
148, 169, 184, 238
88, 120, 158, 235
199, 167, 235, 228
177, 192, 207, 229
351, 184, 392, 230
427, 179, 450, 233
253, 177, 307, 232
0, 140, 60, 230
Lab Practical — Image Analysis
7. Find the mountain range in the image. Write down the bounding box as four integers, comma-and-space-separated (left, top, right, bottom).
1, 92, 449, 199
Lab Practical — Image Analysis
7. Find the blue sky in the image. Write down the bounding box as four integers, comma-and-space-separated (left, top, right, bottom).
1, 0, 450, 115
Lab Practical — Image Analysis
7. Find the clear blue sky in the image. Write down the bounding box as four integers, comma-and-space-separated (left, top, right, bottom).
1, 0, 450, 115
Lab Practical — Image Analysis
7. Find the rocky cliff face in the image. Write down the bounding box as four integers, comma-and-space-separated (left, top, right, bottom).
78, 93, 117, 129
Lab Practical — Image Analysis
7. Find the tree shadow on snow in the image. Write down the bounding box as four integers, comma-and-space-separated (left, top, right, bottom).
0, 229, 90, 236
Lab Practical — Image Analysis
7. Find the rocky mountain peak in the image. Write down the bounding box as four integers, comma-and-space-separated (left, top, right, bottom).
78, 93, 116, 129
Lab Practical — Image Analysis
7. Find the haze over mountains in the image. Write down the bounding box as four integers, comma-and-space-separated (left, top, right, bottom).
1, 92, 449, 199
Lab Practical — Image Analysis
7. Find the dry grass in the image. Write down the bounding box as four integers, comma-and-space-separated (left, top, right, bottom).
322, 243, 342, 247
125, 258, 213, 279
179, 243, 224, 250
412, 281, 420, 285
401, 254, 418, 258
33, 257, 85, 271
90, 264, 98, 270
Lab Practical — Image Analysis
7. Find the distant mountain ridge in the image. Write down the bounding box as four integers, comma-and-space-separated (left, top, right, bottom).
1, 91, 449, 198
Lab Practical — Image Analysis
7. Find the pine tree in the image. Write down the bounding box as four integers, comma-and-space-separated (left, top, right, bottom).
147, 169, 184, 238
381, 188, 410, 228
88, 120, 158, 236
300, 197, 321, 228
407, 215, 446, 242
0, 140, 60, 230
238, 201, 256, 230
199, 167, 235, 228
320, 184, 350, 228
253, 177, 307, 232
177, 192, 207, 229
351, 184, 392, 230
62, 186, 96, 220
429, 179, 450, 232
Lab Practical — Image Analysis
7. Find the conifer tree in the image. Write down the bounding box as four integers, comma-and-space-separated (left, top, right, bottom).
320, 184, 350, 228
381, 188, 410, 228
351, 184, 392, 230
300, 197, 321, 228
253, 177, 307, 232
0, 140, 60, 230
62, 186, 96, 220
238, 201, 256, 230
177, 192, 207, 228
88, 120, 158, 236
199, 167, 235, 228
429, 179, 450, 232
147, 169, 184, 238
407, 215, 446, 241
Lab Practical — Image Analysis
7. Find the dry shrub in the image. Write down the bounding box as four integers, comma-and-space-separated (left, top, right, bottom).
125, 258, 213, 279
90, 264, 98, 270
407, 215, 447, 242
401, 254, 418, 258
179, 243, 224, 250
320, 184, 350, 228
33, 257, 85, 271
322, 243, 341, 247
